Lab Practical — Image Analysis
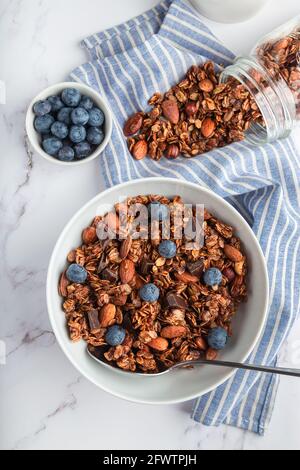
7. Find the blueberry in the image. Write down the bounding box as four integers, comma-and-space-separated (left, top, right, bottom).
33, 100, 52, 117
61, 88, 81, 107
80, 96, 94, 111
34, 114, 55, 134
87, 127, 105, 146
42, 137, 63, 156
158, 240, 177, 259
88, 107, 105, 127
207, 327, 228, 350
74, 142, 92, 159
66, 263, 87, 283
47, 95, 64, 112
148, 202, 169, 221
57, 107, 73, 125
69, 125, 86, 143
203, 268, 223, 287
105, 325, 126, 347
139, 283, 160, 303
71, 107, 89, 126
58, 146, 75, 162
51, 121, 69, 139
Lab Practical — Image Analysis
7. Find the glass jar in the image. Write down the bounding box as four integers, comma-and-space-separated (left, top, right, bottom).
220, 16, 300, 145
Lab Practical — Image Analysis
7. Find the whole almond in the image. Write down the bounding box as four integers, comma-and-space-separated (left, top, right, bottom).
201, 117, 216, 138
206, 348, 218, 360
224, 244, 243, 262
175, 272, 199, 283
161, 325, 187, 339
99, 303, 116, 327
58, 271, 69, 297
120, 236, 132, 259
195, 337, 207, 351
148, 337, 169, 352
161, 100, 179, 124
119, 259, 135, 284
199, 78, 214, 93
124, 113, 143, 136
165, 144, 179, 159
185, 101, 198, 117
132, 140, 148, 160
82, 227, 98, 244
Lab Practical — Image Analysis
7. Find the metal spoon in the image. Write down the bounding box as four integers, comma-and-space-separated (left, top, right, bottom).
87, 347, 300, 378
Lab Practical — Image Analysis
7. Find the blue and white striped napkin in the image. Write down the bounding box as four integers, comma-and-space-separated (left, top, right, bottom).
71, 0, 300, 435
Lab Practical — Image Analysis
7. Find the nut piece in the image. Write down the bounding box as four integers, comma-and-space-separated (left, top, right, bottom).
165, 144, 179, 159
206, 348, 218, 360
82, 227, 98, 244
201, 117, 216, 138
120, 236, 132, 259
119, 259, 135, 284
161, 325, 187, 339
175, 272, 199, 283
224, 244, 244, 262
124, 113, 143, 136
58, 271, 69, 297
234, 260, 244, 275
195, 337, 207, 351
132, 140, 148, 160
161, 100, 180, 124
112, 294, 128, 306
185, 101, 198, 117
223, 267, 236, 282
99, 303, 116, 327
148, 337, 169, 352
199, 78, 214, 92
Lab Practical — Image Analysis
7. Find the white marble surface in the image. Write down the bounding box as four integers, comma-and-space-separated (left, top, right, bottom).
1, 0, 300, 450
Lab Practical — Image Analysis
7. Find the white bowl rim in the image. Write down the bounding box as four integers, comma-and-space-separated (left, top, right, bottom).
25, 81, 113, 166
46, 177, 269, 404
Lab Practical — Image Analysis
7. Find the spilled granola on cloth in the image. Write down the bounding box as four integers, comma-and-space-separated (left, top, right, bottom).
58, 195, 247, 374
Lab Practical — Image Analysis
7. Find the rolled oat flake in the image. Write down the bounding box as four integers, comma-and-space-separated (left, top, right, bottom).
221, 16, 300, 145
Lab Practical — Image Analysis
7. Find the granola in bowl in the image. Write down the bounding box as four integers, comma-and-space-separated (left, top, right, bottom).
58, 195, 247, 374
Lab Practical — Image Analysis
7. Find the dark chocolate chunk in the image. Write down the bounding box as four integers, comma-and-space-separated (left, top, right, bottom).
187, 259, 204, 277
101, 267, 119, 282
165, 292, 188, 310
139, 258, 153, 276
87, 309, 101, 334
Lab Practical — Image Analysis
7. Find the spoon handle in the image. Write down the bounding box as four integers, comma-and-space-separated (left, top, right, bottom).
174, 359, 300, 378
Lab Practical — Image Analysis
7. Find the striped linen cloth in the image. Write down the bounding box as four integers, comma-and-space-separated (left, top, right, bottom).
71, 0, 300, 434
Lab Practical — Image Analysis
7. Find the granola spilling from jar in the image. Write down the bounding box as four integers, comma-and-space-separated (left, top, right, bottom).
58, 195, 248, 374
124, 61, 262, 160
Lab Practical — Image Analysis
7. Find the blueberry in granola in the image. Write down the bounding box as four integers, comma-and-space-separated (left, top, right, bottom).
42, 137, 63, 156
61, 88, 81, 107
158, 240, 177, 259
105, 325, 126, 347
139, 283, 160, 303
66, 264, 87, 283
207, 327, 228, 350
51, 121, 69, 140
203, 267, 223, 286
33, 100, 52, 117
71, 107, 90, 126
34, 114, 55, 134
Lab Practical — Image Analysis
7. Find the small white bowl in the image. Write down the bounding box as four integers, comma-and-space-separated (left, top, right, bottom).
25, 82, 113, 166
47, 178, 269, 404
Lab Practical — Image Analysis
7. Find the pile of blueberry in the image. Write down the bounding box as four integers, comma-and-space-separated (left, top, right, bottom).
33, 88, 105, 162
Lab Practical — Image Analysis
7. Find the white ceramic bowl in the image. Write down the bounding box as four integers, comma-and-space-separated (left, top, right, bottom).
47, 178, 269, 404
25, 82, 113, 166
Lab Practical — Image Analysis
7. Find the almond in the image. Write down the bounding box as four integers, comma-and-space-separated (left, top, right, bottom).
119, 259, 135, 284
234, 260, 244, 276
123, 113, 143, 136
165, 144, 179, 159
82, 227, 98, 244
175, 272, 199, 283
148, 337, 169, 352
195, 337, 207, 351
161, 325, 187, 339
112, 294, 128, 306
185, 101, 198, 117
120, 236, 132, 259
206, 348, 218, 361
201, 117, 216, 138
224, 244, 243, 262
67, 250, 76, 263
58, 271, 69, 297
132, 140, 148, 160
161, 100, 179, 124
199, 78, 214, 93
223, 267, 236, 282
99, 303, 116, 327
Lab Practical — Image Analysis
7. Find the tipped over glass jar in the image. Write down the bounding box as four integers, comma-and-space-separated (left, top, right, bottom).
220, 16, 300, 145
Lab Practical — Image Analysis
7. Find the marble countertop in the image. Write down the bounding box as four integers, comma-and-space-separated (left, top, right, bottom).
1, 0, 300, 450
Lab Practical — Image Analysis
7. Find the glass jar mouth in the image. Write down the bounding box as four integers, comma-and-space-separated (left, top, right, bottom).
220, 56, 295, 145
